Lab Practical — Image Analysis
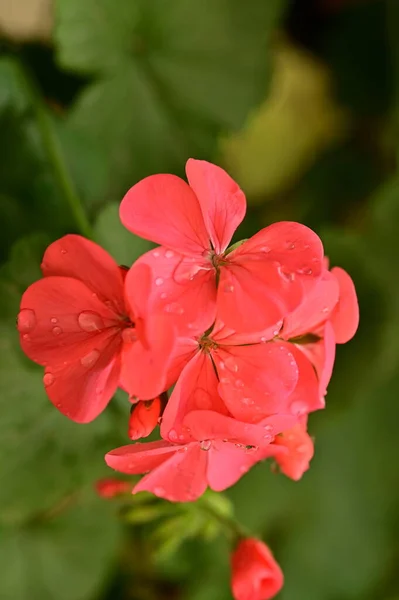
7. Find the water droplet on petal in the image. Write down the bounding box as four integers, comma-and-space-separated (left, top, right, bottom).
200, 440, 211, 451
155, 277, 164, 286
240, 465, 249, 473
261, 246, 271, 253
43, 372, 55, 387
154, 486, 165, 496
290, 400, 308, 416
260, 336, 268, 343
52, 326, 62, 336
17, 309, 37, 333
164, 302, 184, 315
122, 328, 137, 343
80, 349, 100, 368
153, 250, 160, 258
168, 429, 178, 442
165, 250, 174, 258
263, 434, 273, 442
22, 333, 30, 342
157, 416, 163, 425
78, 311, 105, 332
50, 317, 58, 325
224, 356, 239, 372
296, 444, 308, 454
223, 284, 234, 293
242, 397, 254, 406
160, 292, 167, 299
322, 307, 330, 314
60, 248, 67, 255
235, 379, 244, 388
297, 267, 313, 275
264, 424, 274, 434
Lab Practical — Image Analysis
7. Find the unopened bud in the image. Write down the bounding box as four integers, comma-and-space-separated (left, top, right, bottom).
95, 478, 130, 498
128, 396, 162, 440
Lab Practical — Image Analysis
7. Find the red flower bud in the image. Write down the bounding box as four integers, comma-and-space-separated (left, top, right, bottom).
95, 478, 130, 498
274, 422, 314, 481
128, 396, 161, 440
231, 538, 283, 600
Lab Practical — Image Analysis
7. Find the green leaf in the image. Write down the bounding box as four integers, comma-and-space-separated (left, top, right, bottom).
0, 493, 120, 600
94, 202, 153, 265
55, 0, 288, 196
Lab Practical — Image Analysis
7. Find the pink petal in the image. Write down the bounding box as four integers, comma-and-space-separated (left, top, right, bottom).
105, 440, 179, 473
161, 351, 229, 443
18, 276, 121, 366
282, 269, 340, 339
185, 159, 246, 254
231, 221, 324, 277
119, 312, 176, 399
133, 443, 208, 502
207, 441, 273, 492
273, 422, 314, 481
124, 261, 153, 321
183, 411, 296, 448
282, 343, 325, 416
120, 174, 210, 255
215, 343, 298, 422
330, 267, 359, 343
41, 235, 125, 315
217, 260, 303, 334
42, 337, 122, 422
135, 247, 217, 335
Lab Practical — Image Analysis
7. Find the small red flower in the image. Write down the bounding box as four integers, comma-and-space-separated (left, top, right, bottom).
231, 538, 283, 600
17, 235, 175, 422
128, 397, 162, 440
95, 478, 130, 498
120, 159, 324, 334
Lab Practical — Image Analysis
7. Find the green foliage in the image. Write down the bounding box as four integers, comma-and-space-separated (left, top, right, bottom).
55, 0, 288, 196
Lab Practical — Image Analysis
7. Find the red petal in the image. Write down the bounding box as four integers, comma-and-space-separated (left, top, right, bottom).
18, 276, 121, 366
232, 222, 324, 277
185, 159, 246, 254
120, 174, 210, 255
120, 312, 176, 399
282, 269, 340, 338
273, 422, 314, 481
183, 411, 296, 447
161, 351, 229, 443
105, 440, 179, 473
214, 343, 298, 422
207, 441, 271, 491
41, 235, 125, 314
299, 321, 336, 396
43, 333, 122, 422
282, 343, 325, 416
133, 443, 208, 502
217, 260, 303, 334
135, 248, 217, 335
330, 267, 359, 343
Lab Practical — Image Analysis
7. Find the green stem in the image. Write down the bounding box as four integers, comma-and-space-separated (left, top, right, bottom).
17, 63, 93, 238
199, 496, 250, 541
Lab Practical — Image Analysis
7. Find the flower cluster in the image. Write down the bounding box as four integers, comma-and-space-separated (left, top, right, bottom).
17, 159, 358, 599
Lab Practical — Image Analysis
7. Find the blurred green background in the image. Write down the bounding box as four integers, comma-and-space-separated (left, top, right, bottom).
1, 0, 399, 598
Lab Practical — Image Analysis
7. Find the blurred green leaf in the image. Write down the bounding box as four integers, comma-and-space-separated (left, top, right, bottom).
94, 202, 153, 265
55, 0, 288, 196
0, 493, 120, 600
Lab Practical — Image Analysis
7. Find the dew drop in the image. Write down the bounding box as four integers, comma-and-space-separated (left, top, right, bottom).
43, 372, 55, 387
154, 486, 165, 496
263, 434, 273, 443
153, 250, 160, 258
122, 328, 137, 343
264, 424, 274, 434
160, 292, 168, 299
235, 379, 244, 389
260, 336, 268, 343
22, 333, 30, 342
80, 349, 100, 368
78, 311, 105, 332
17, 309, 37, 334
157, 416, 163, 425
240, 465, 249, 473
200, 440, 211, 451
165, 250, 174, 258
224, 356, 239, 372
155, 277, 164, 286
223, 284, 234, 293
322, 307, 330, 314
50, 317, 58, 325
218, 361, 226, 370
296, 444, 308, 454
60, 248, 67, 255
164, 302, 184, 315
290, 400, 307, 416
52, 326, 62, 336
260, 246, 271, 253
168, 429, 178, 442
297, 267, 313, 275
242, 397, 254, 406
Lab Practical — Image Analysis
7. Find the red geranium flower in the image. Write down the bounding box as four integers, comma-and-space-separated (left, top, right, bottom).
17, 235, 175, 422
120, 159, 324, 334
